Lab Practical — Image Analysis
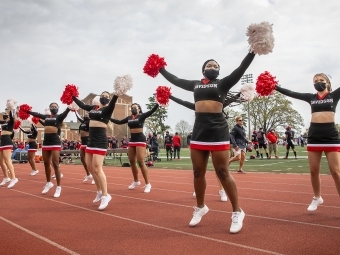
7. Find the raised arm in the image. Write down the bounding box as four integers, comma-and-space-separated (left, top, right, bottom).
170, 95, 195, 111
140, 104, 159, 119
19, 126, 30, 134
39, 119, 45, 126
331, 86, 340, 101
102, 95, 119, 116
57, 108, 71, 122
159, 68, 196, 92
27, 111, 47, 120
219, 53, 255, 91
110, 117, 129, 125
275, 86, 312, 102
72, 96, 95, 111
75, 111, 83, 122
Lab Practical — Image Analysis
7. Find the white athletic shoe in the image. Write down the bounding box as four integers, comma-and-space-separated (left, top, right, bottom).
230, 209, 245, 233
98, 194, 112, 210
91, 179, 95, 185
219, 190, 228, 202
144, 183, 152, 193
0, 178, 11, 186
52, 173, 63, 179
83, 174, 93, 182
307, 196, 324, 211
54, 186, 62, 198
7, 178, 18, 189
128, 181, 141, 189
93, 191, 102, 203
193, 191, 196, 197
189, 205, 209, 226
30, 170, 39, 176
42, 182, 54, 194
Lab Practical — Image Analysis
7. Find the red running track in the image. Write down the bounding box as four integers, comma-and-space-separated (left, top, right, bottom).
1, 164, 340, 255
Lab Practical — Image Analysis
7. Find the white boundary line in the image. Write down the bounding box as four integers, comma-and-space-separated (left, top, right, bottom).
0, 216, 80, 255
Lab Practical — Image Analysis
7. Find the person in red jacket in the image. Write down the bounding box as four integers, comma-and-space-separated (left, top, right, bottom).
266, 129, 279, 159
173, 132, 181, 159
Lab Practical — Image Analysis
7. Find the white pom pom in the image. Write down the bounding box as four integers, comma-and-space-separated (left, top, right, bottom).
45, 108, 51, 115
92, 96, 100, 106
14, 129, 19, 134
6, 98, 17, 110
67, 101, 79, 111
246, 21, 274, 55
240, 83, 256, 101
113, 74, 133, 96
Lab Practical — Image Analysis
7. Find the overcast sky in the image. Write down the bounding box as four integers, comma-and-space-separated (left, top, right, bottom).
1, 0, 340, 133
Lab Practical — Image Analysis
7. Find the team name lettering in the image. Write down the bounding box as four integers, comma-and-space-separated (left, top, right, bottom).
311, 99, 333, 104
90, 110, 102, 114
194, 84, 218, 89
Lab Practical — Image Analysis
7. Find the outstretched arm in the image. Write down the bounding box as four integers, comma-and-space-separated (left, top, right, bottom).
19, 126, 30, 134
27, 111, 47, 120
103, 95, 119, 116
170, 95, 195, 111
75, 111, 84, 122
72, 96, 95, 111
57, 108, 71, 122
140, 104, 159, 119
219, 53, 255, 91
159, 68, 196, 92
275, 86, 312, 102
110, 117, 129, 125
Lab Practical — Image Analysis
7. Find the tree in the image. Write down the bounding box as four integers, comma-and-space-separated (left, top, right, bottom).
144, 96, 171, 138
174, 120, 193, 147
242, 91, 304, 134
223, 108, 247, 132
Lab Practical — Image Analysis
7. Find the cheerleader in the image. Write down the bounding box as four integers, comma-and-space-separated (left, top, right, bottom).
19, 124, 39, 176
156, 52, 255, 233
0, 110, 18, 188
72, 91, 118, 210
275, 73, 340, 211
75, 111, 94, 184
27, 103, 70, 198
110, 102, 159, 193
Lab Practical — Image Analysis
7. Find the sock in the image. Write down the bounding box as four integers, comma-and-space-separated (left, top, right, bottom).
256, 151, 260, 157
293, 151, 297, 157
260, 153, 263, 158
266, 153, 269, 158
286, 152, 289, 158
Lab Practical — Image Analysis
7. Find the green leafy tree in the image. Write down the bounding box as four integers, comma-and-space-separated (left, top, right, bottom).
242, 91, 304, 134
144, 96, 171, 139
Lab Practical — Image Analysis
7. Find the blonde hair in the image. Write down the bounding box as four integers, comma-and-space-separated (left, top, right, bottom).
314, 73, 332, 91
235, 116, 242, 121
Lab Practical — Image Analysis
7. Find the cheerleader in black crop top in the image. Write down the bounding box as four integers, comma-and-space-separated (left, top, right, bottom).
156, 52, 255, 233
27, 102, 70, 198
0, 110, 18, 188
72, 91, 118, 211
75, 111, 93, 183
276, 73, 340, 212
19, 124, 39, 176
110, 102, 159, 193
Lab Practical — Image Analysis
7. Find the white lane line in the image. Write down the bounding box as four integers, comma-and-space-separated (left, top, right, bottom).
0, 216, 80, 255
8, 189, 283, 255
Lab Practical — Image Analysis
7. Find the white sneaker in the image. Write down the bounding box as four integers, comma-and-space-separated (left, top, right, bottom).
51, 174, 55, 178
189, 205, 209, 226
128, 181, 141, 189
30, 170, 39, 176
83, 174, 93, 182
193, 191, 196, 197
230, 209, 245, 233
7, 178, 18, 189
91, 179, 95, 185
98, 194, 112, 210
93, 191, 102, 203
0, 177, 11, 186
54, 186, 61, 198
42, 182, 54, 194
219, 190, 228, 202
52, 173, 63, 179
307, 196, 324, 211
144, 183, 152, 193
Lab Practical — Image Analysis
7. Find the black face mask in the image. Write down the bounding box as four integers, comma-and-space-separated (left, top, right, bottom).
83, 117, 89, 121
3, 115, 9, 120
50, 108, 58, 115
203, 69, 219, 80
100, 97, 110, 105
314, 82, 327, 92
131, 108, 138, 115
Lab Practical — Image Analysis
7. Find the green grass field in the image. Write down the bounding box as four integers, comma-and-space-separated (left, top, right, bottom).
67, 145, 333, 175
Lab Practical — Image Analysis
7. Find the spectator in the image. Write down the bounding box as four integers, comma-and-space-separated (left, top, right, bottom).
257, 127, 269, 159
284, 126, 297, 159
121, 136, 129, 148
267, 129, 279, 159
164, 131, 173, 161
173, 132, 181, 159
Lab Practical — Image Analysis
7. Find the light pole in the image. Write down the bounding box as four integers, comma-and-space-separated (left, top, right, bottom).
241, 74, 253, 139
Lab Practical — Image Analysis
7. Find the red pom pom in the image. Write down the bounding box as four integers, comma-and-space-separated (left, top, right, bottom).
60, 84, 79, 105
32, 116, 40, 124
18, 104, 32, 120
14, 120, 21, 130
155, 86, 171, 106
143, 54, 167, 78
255, 71, 278, 96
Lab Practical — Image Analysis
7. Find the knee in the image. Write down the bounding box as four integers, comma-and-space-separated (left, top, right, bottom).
330, 170, 340, 180
193, 169, 204, 179
215, 168, 228, 180
52, 161, 59, 169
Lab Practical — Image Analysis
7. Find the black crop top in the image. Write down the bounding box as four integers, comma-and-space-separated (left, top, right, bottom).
19, 124, 38, 139
39, 118, 61, 136
75, 111, 90, 132
110, 104, 159, 129
159, 53, 255, 104
276, 86, 340, 113
0, 110, 14, 132
72, 96, 118, 124
28, 108, 70, 129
